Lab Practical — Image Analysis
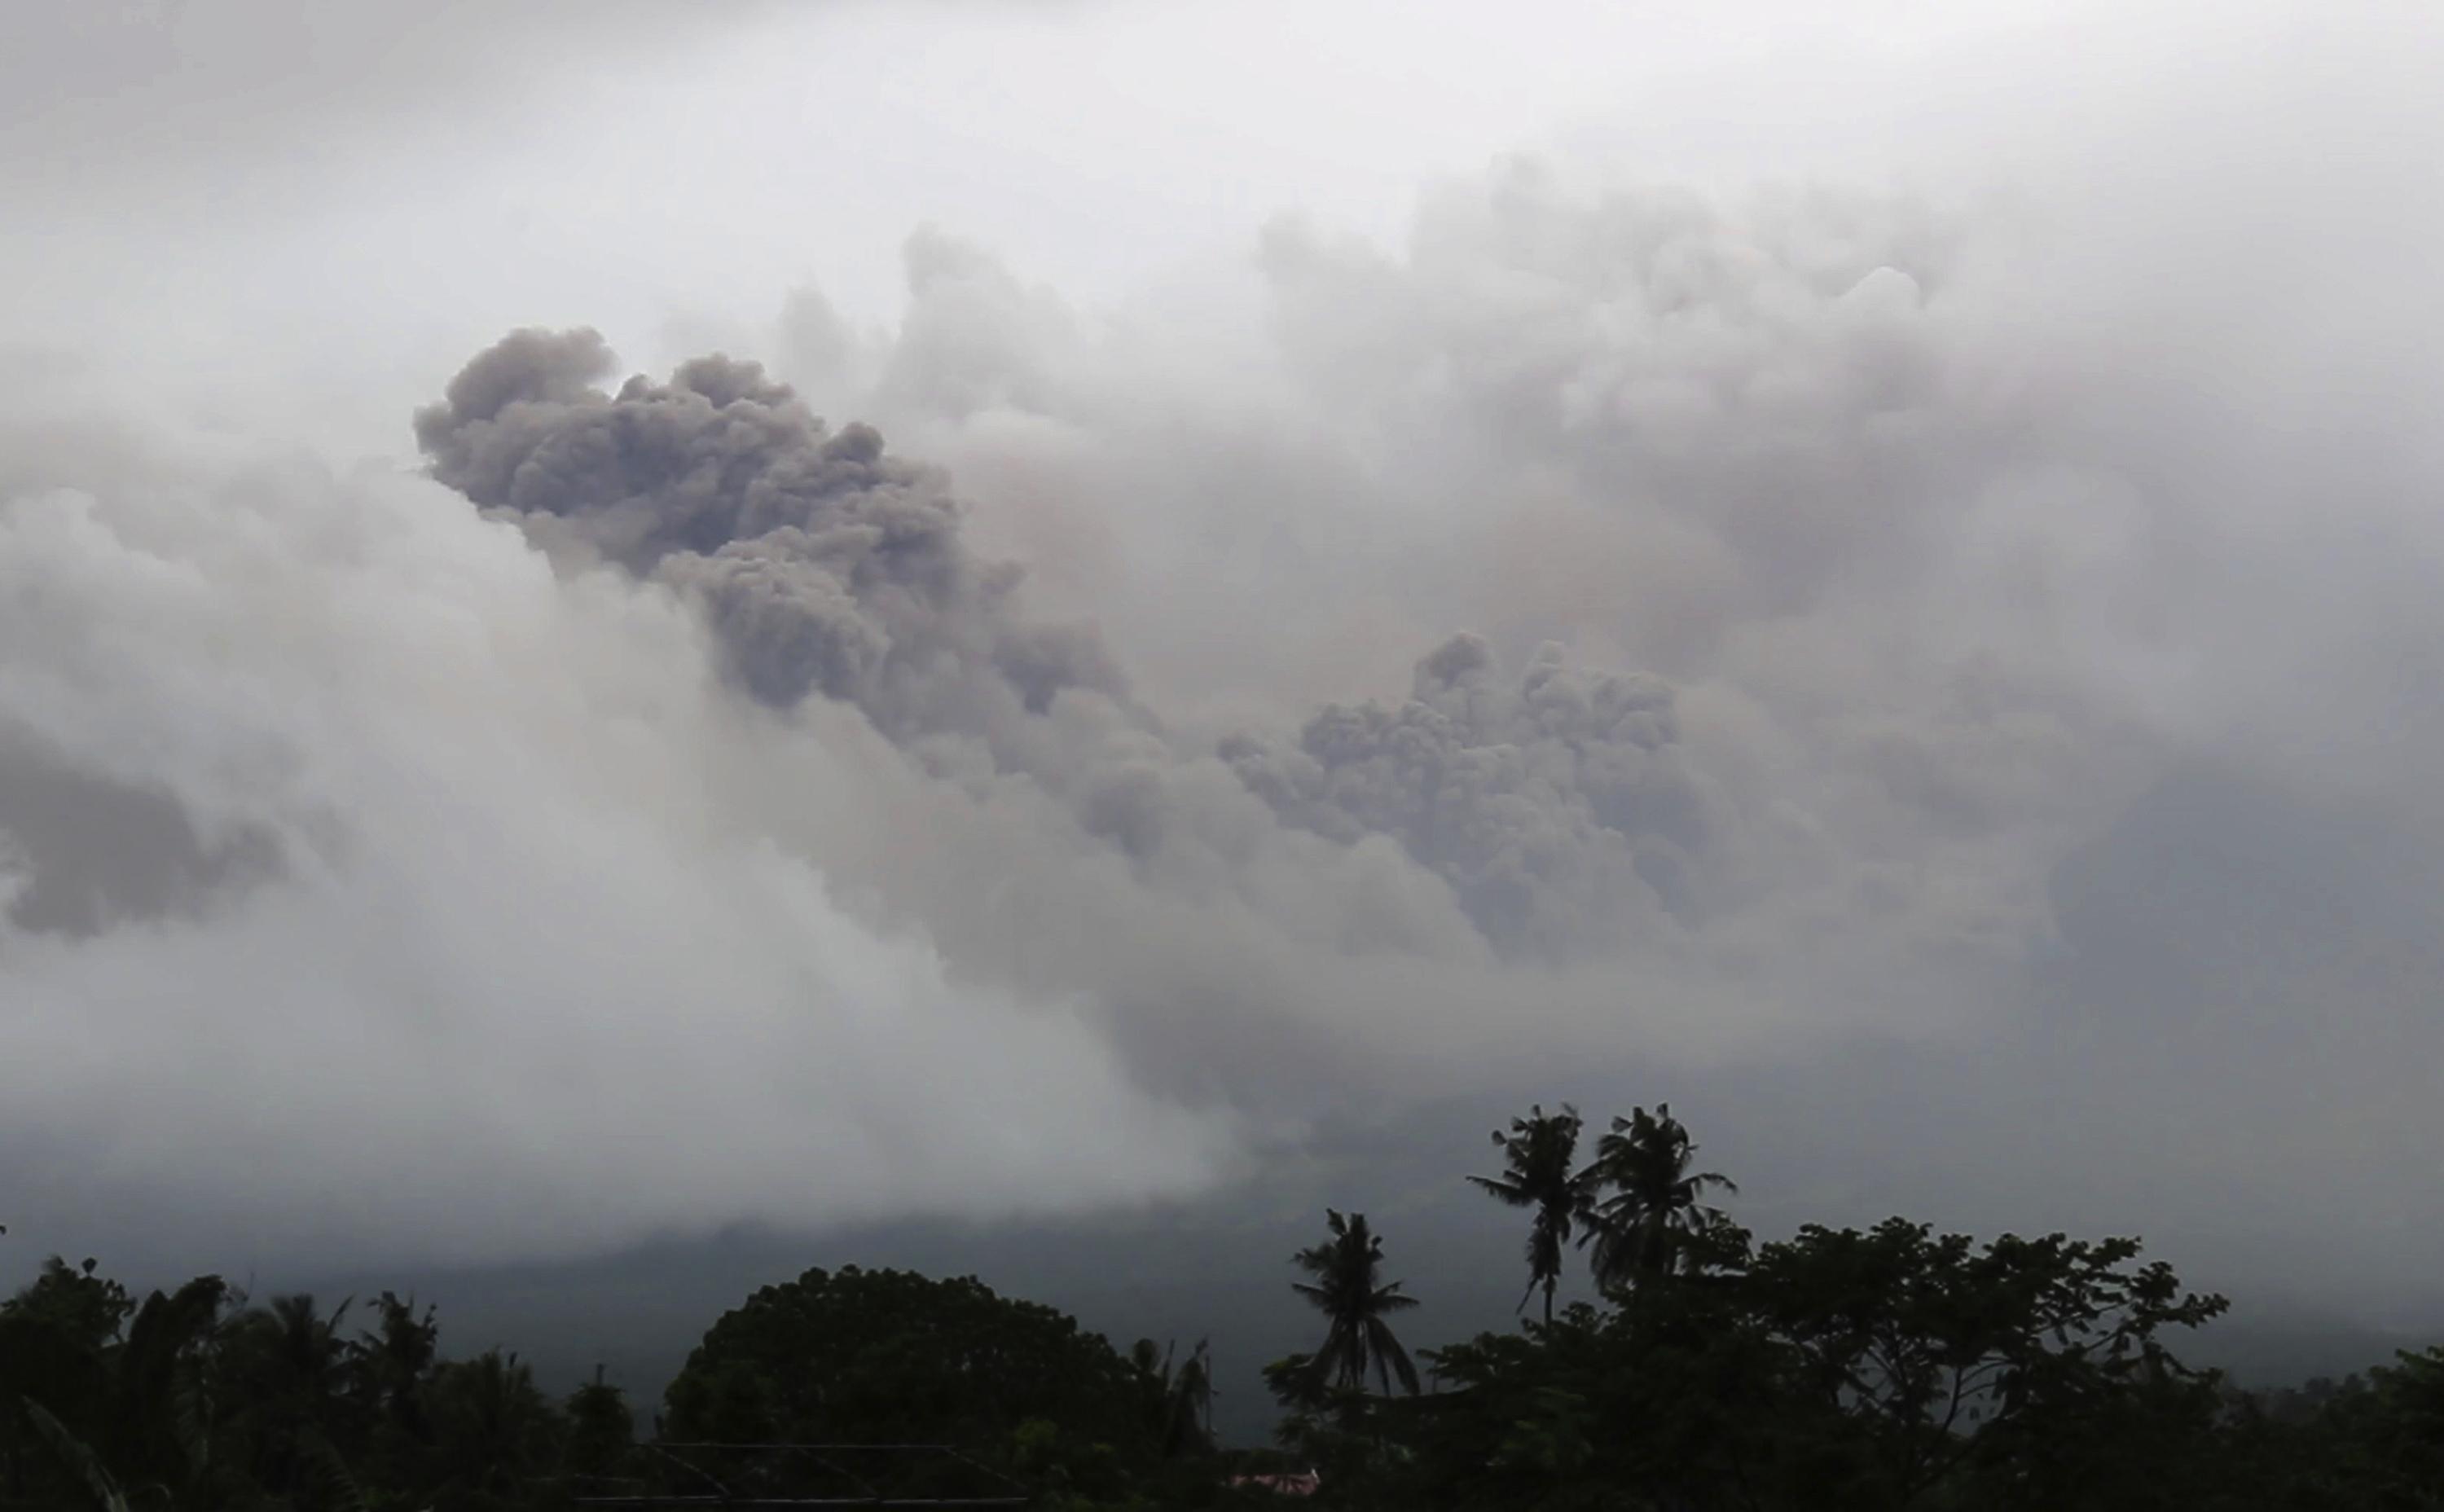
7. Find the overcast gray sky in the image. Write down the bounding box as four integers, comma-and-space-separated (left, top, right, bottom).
7, 0, 2444, 1375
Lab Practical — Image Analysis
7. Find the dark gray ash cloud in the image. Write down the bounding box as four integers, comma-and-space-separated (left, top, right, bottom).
414, 327, 1769, 965
414, 327, 1128, 759
0, 368, 1229, 1268
0, 730, 279, 937
1224, 634, 1723, 956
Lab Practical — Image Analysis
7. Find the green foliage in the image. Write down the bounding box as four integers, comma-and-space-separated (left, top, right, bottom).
661, 1264, 1162, 1501
560, 1366, 634, 1484
18, 1399, 137, 1512
357, 1292, 439, 1438
1131, 1337, 1215, 1458
108, 1275, 230, 1498
2258, 1345, 2444, 1507
1740, 1220, 2232, 1508
2, 1259, 211, 1511
417, 1350, 560, 1510
0, 1258, 593, 1512
217, 1292, 367, 1504
8, 1256, 134, 1352
1339, 1115, 2253, 1510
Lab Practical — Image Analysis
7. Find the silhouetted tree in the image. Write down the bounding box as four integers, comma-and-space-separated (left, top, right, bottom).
17, 1400, 134, 1512
222, 1292, 363, 1504
1409, 1219, 2232, 1510
422, 1348, 560, 1509
104, 1275, 228, 1501
1291, 1210, 1422, 1396
563, 1365, 635, 1484
663, 1265, 1160, 1501
16, 1103, 2444, 1511
354, 1290, 438, 1439
1469, 1102, 1591, 1325
1576, 1102, 1738, 1290
1132, 1337, 1215, 1458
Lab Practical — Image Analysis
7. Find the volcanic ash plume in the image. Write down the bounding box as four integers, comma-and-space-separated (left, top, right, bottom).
0, 380, 1228, 1268
1224, 633, 1733, 958
415, 329, 1771, 968
412, 327, 1128, 758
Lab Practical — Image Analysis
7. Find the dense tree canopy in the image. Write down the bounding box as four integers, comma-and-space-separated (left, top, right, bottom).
665, 1264, 1153, 1450
9, 1101, 2444, 1509
1387, 1218, 2234, 1510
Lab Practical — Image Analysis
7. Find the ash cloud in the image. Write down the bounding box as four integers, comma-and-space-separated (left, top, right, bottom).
0, 386, 1228, 1269
413, 327, 1128, 763
657, 133, 2444, 1306
398, 315, 1901, 1174
397, 160, 2216, 1099
732, 181, 2148, 987
411, 326, 1769, 963
0, 732, 280, 937
10, 0, 2444, 1318
1224, 634, 1725, 956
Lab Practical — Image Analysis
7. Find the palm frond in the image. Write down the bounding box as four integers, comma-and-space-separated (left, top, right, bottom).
294, 1431, 369, 1512
1365, 1319, 1422, 1396
1466, 1175, 1535, 1206
20, 1398, 135, 1512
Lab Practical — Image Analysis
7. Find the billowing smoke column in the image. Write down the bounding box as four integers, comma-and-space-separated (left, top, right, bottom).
412, 328, 1127, 754
1224, 633, 1730, 956
0, 380, 1233, 1268
14, 0, 2444, 1292
414, 328, 1734, 962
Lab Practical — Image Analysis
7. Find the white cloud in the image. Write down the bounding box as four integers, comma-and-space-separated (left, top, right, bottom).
0, 408, 1225, 1268
7, 0, 2444, 1313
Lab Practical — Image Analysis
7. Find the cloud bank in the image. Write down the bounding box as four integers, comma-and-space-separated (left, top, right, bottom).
0, 391, 1224, 1267
8, 2, 2444, 1308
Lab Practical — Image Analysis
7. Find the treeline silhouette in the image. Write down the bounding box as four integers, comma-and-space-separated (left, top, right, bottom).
5, 1103, 2440, 1509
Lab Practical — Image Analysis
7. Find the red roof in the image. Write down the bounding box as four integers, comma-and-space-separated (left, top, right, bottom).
1229, 1470, 1322, 1497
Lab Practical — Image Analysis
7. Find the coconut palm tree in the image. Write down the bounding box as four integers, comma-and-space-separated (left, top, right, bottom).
422, 1348, 559, 1503
250, 1294, 356, 1409
1576, 1103, 1738, 1291
19, 1401, 137, 1512
353, 1290, 437, 1438
223, 1293, 361, 1502
106, 1276, 229, 1498
1290, 1211, 1422, 1396
1132, 1337, 1215, 1457
1468, 1102, 1591, 1325
1170, 1338, 1214, 1448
